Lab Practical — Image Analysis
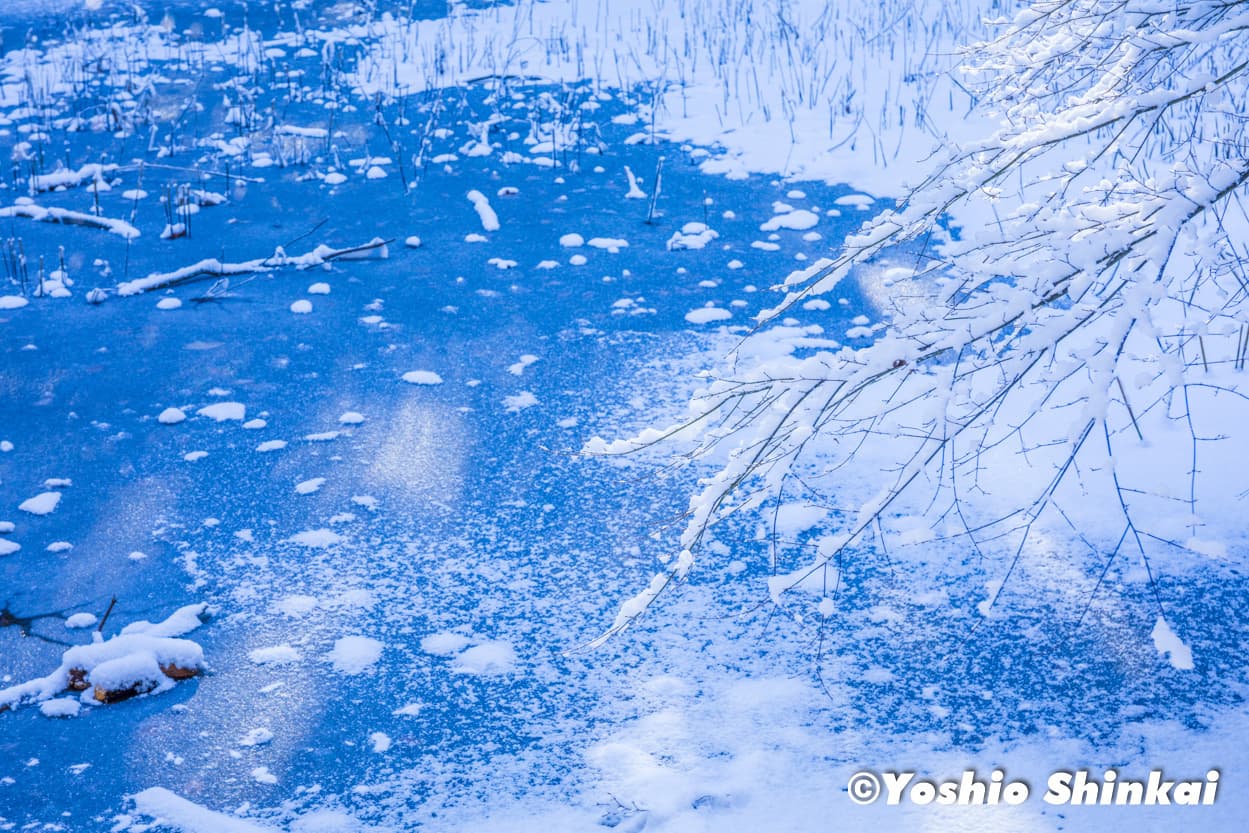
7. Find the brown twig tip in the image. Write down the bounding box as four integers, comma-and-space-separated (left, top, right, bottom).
98, 596, 118, 633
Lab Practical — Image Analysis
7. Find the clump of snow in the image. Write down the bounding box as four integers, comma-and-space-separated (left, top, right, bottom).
295, 478, 325, 495
402, 370, 443, 385
40, 698, 81, 719
19, 491, 61, 516
503, 391, 539, 412
158, 407, 187, 425
760, 208, 819, 231
685, 306, 732, 324
507, 355, 539, 375
420, 632, 473, 656
667, 222, 719, 250
452, 641, 517, 675
239, 728, 274, 747
467, 189, 500, 231
327, 636, 384, 674
288, 529, 342, 548
339, 411, 365, 424
197, 402, 245, 422
256, 440, 288, 453
0, 296, 29, 310
404, 235, 422, 248
290, 300, 313, 314
1152, 617, 1194, 670
369, 732, 392, 753
0, 540, 20, 556
308, 282, 331, 295
252, 766, 278, 784
65, 613, 98, 629
559, 233, 585, 248
156, 297, 182, 310
249, 645, 303, 665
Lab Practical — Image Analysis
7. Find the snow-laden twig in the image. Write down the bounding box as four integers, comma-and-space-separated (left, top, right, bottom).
586, 0, 1249, 647
0, 201, 139, 239
110, 237, 392, 298
29, 163, 119, 193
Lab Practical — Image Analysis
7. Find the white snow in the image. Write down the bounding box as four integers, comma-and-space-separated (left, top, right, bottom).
327, 636, 384, 674
684, 306, 732, 324
239, 727, 274, 747
18, 491, 61, 515
256, 440, 287, 453
760, 208, 819, 231
1152, 616, 1195, 670
248, 645, 303, 665
0, 296, 28, 310
0, 539, 20, 556
420, 632, 473, 656
507, 355, 539, 375
452, 640, 517, 675
402, 370, 443, 385
158, 407, 187, 425
39, 698, 81, 718
65, 612, 97, 629
295, 478, 326, 495
503, 391, 539, 412
307, 282, 331, 295
290, 299, 313, 314
369, 732, 392, 753
559, 233, 585, 248
197, 402, 246, 422
667, 222, 719, 251
339, 411, 365, 424
288, 529, 343, 548
132, 788, 280, 833
467, 189, 500, 231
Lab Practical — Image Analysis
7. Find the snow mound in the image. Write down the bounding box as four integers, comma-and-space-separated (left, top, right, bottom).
327, 636, 384, 674
402, 370, 443, 385
19, 491, 61, 515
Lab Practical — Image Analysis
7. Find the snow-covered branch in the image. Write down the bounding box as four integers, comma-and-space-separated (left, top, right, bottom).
110, 237, 392, 298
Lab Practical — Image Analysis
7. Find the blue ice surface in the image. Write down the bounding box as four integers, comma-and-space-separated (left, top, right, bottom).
0, 2, 1246, 831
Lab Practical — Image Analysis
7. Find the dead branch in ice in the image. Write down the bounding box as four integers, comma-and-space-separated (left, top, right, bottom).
106, 237, 392, 299
29, 163, 120, 193
0, 201, 140, 239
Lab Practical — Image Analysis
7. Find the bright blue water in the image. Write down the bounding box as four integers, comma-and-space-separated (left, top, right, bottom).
1, 3, 1247, 831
